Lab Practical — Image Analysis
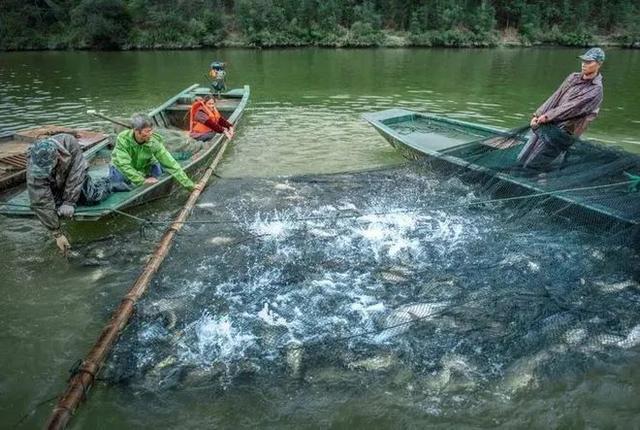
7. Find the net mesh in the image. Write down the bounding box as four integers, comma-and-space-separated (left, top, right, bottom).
390, 120, 640, 227
94, 146, 640, 411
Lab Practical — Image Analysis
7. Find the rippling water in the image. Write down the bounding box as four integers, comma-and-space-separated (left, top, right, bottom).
1, 48, 640, 429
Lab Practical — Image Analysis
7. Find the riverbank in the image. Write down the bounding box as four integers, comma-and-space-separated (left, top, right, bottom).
2, 29, 639, 52
3, 1, 639, 51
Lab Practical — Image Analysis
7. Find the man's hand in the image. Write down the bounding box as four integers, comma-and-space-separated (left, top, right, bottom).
224, 128, 234, 140
530, 116, 539, 128
57, 204, 75, 218
536, 114, 549, 125
193, 183, 204, 192
54, 232, 71, 257
144, 177, 159, 185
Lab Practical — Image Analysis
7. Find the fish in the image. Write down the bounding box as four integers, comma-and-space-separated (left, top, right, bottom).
143, 355, 181, 390
523, 312, 575, 345
140, 298, 183, 330
424, 354, 477, 392
376, 265, 413, 284
285, 342, 304, 378
499, 350, 552, 395
303, 366, 358, 386
284, 195, 305, 201
374, 302, 448, 342
347, 354, 395, 372
593, 279, 640, 293
378, 270, 409, 283
274, 183, 296, 192
577, 333, 625, 352
179, 362, 226, 387
82, 267, 109, 282
617, 325, 640, 349
209, 236, 236, 246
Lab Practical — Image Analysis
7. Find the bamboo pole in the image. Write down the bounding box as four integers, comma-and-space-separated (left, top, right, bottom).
86, 110, 131, 129
45, 136, 232, 430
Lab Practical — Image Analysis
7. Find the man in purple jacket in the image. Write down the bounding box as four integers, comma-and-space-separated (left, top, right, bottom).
518, 47, 605, 170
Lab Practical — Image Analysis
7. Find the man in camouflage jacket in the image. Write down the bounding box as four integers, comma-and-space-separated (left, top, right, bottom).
27, 133, 111, 255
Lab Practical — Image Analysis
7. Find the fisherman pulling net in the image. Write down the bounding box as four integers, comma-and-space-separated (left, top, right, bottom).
387, 48, 639, 228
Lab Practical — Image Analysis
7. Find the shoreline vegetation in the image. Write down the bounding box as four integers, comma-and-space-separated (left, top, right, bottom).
1, 0, 639, 51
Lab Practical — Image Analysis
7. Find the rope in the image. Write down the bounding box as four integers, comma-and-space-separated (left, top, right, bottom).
1, 180, 636, 229
76, 180, 640, 227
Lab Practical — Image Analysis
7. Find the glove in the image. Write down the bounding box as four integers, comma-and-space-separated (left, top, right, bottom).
54, 232, 71, 256
57, 204, 75, 218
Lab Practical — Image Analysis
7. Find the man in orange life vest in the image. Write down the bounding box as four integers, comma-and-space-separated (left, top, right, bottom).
189, 96, 234, 141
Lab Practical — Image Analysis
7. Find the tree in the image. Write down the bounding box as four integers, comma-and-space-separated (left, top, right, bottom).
71, 0, 131, 49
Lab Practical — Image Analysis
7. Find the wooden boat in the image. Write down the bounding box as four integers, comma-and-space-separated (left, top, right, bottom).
0, 126, 109, 192
364, 108, 640, 228
0, 83, 250, 220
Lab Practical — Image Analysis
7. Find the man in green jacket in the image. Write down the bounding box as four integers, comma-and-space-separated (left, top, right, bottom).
109, 113, 197, 191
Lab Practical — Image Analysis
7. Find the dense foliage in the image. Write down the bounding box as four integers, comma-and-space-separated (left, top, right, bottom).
1, 0, 639, 49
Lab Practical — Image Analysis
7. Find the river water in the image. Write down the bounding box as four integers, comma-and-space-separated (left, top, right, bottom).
1, 48, 640, 429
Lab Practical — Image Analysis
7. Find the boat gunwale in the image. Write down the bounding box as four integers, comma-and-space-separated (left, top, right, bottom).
73, 84, 250, 220
0, 85, 250, 220
364, 109, 639, 226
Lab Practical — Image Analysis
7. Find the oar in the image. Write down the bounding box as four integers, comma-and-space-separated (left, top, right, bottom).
86, 109, 130, 129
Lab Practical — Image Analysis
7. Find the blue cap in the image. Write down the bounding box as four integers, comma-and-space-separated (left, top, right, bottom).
579, 47, 605, 63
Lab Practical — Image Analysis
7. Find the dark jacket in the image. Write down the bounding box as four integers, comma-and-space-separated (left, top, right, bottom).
518, 72, 604, 168
534, 72, 603, 136
27, 133, 88, 230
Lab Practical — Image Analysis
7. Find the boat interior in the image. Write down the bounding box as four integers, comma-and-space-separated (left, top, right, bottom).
366, 109, 640, 226
0, 85, 248, 219
0, 127, 109, 191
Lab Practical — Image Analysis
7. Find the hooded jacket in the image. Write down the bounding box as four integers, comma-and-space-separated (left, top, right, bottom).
26, 133, 88, 231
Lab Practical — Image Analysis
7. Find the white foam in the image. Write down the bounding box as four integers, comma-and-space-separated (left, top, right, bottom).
182, 311, 255, 363
249, 214, 293, 238
527, 261, 540, 273
257, 303, 289, 326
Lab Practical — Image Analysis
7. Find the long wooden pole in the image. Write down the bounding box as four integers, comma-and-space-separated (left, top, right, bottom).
86, 109, 131, 129
45, 136, 231, 430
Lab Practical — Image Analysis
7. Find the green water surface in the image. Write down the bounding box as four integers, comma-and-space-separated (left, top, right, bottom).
1, 48, 640, 429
